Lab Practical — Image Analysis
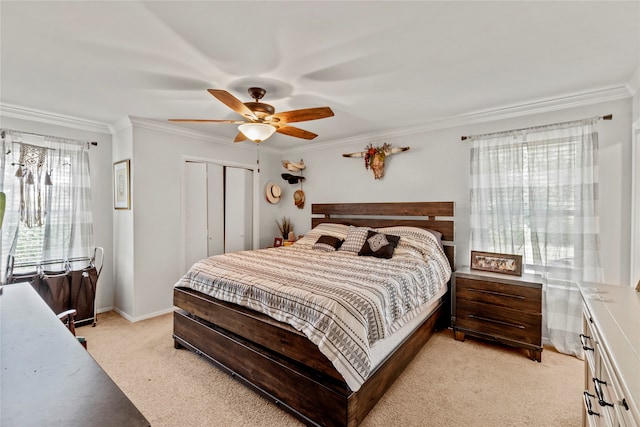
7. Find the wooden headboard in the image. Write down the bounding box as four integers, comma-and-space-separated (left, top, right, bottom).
311, 201, 455, 269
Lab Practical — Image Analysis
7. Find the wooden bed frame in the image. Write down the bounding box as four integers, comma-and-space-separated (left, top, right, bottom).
173, 202, 455, 426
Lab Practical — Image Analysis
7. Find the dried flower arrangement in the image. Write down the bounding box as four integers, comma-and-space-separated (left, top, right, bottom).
276, 216, 292, 238
363, 143, 390, 170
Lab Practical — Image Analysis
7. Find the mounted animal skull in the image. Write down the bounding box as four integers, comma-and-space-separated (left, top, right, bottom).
342, 143, 410, 179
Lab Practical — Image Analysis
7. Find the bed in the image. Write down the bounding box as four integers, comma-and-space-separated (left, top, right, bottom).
173, 202, 455, 426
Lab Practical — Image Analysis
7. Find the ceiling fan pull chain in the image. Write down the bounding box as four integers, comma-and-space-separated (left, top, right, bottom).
256, 145, 260, 173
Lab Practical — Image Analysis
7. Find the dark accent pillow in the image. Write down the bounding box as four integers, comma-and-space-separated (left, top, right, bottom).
313, 235, 344, 252
358, 231, 400, 259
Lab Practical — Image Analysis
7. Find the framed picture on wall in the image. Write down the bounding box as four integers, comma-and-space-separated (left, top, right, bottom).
470, 250, 523, 276
114, 159, 130, 210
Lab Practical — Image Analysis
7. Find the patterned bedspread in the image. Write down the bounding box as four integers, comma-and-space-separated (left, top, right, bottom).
175, 225, 451, 391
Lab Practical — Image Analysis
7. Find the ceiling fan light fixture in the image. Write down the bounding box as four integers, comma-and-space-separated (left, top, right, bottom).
171, 87, 332, 143
238, 123, 276, 143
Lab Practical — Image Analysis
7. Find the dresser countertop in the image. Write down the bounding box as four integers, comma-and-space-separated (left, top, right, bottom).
578, 282, 640, 423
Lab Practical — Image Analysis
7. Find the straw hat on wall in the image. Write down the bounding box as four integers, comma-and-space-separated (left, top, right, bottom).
282, 159, 305, 172
265, 182, 282, 204
293, 189, 305, 209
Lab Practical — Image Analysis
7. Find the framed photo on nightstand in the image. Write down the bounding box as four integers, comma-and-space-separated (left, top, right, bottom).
470, 250, 523, 276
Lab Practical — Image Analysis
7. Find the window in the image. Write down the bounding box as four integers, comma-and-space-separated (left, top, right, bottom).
1, 130, 94, 281
469, 117, 602, 357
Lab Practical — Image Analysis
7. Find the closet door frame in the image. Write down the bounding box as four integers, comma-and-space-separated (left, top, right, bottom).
631, 117, 640, 287
179, 155, 260, 273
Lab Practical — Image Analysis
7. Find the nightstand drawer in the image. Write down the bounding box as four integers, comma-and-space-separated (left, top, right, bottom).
453, 267, 543, 361
456, 300, 542, 345
455, 277, 541, 313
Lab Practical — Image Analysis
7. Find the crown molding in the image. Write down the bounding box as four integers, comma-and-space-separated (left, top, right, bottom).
282, 85, 633, 155
0, 103, 112, 134
444, 84, 631, 126
127, 117, 280, 154
109, 116, 133, 134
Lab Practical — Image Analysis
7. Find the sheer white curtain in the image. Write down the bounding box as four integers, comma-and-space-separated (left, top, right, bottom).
0, 129, 94, 282
469, 118, 603, 357
42, 136, 94, 261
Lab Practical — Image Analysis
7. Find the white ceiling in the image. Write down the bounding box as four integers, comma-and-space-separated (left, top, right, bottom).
1, 1, 639, 150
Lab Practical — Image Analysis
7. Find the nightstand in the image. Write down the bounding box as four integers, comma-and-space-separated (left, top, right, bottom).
452, 266, 543, 362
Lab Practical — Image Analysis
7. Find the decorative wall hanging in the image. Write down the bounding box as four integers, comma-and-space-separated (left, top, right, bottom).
343, 143, 410, 179
281, 159, 306, 209
16, 143, 51, 227
113, 159, 130, 209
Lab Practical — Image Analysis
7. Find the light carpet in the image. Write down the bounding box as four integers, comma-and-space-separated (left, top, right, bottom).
79, 311, 582, 427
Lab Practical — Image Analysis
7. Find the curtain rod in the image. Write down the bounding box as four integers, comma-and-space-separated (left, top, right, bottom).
460, 114, 612, 141
1, 129, 98, 148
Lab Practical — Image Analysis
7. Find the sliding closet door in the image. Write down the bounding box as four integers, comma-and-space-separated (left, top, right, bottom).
224, 167, 253, 253
207, 163, 225, 256
184, 162, 254, 267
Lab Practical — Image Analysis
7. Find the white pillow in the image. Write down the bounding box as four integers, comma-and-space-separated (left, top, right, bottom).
294, 223, 349, 247
338, 226, 372, 253
375, 226, 442, 259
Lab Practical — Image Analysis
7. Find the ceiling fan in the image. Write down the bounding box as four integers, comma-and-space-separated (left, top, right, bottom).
169, 87, 334, 143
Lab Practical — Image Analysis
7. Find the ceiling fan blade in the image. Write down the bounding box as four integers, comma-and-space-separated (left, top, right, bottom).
207, 89, 257, 120
234, 132, 248, 143
168, 119, 244, 123
276, 125, 318, 140
270, 107, 334, 124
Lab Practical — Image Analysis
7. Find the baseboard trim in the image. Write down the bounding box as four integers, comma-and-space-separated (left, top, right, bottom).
111, 306, 175, 323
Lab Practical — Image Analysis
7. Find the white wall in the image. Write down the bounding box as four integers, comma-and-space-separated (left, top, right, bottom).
111, 118, 135, 318
279, 98, 633, 286
126, 120, 281, 319
0, 116, 115, 310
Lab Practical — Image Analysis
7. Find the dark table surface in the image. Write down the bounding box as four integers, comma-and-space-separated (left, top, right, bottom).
1, 283, 150, 427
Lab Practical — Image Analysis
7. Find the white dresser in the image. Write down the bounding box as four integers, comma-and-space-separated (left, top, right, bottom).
578, 282, 640, 427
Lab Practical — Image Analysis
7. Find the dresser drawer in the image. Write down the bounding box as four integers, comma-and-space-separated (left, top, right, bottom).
455, 277, 541, 313
456, 300, 542, 345
595, 351, 619, 427
584, 370, 613, 427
